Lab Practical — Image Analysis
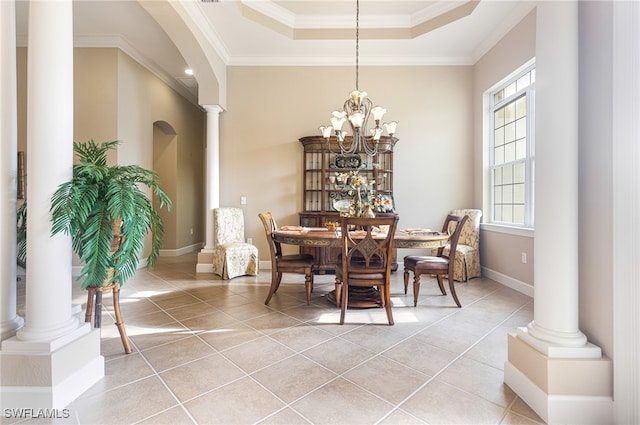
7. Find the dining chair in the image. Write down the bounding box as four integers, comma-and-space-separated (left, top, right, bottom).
403, 214, 469, 307
335, 215, 399, 325
432, 208, 482, 282
212, 208, 259, 279
258, 212, 315, 305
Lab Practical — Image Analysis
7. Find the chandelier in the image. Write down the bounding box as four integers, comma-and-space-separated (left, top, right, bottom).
319, 0, 398, 156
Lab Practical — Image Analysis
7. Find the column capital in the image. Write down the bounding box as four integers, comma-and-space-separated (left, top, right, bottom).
202, 104, 223, 114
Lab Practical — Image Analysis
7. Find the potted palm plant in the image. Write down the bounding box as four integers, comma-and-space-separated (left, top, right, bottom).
50, 139, 172, 289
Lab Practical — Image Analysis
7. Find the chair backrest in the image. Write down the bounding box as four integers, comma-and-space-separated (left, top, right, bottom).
440, 214, 470, 262
258, 212, 282, 265
213, 208, 246, 245
450, 208, 482, 248
340, 215, 399, 278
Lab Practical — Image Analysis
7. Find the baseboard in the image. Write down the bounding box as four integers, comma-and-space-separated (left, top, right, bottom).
159, 243, 203, 257
481, 266, 533, 297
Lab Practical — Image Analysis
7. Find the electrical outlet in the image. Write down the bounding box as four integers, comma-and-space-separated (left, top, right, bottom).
247, 238, 253, 245
521, 252, 527, 264
240, 196, 247, 205
190, 228, 193, 235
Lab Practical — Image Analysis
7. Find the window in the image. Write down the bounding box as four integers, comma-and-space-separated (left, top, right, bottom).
490, 66, 535, 227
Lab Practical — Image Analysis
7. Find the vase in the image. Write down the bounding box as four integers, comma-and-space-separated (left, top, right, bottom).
362, 205, 376, 218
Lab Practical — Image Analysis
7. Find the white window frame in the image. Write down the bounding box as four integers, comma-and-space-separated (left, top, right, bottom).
489, 65, 536, 229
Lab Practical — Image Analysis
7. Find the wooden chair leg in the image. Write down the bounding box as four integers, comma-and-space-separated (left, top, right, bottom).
112, 286, 132, 354
339, 281, 348, 324
264, 269, 281, 305
436, 274, 447, 295
448, 274, 461, 308
335, 276, 342, 308
412, 272, 422, 307
304, 269, 312, 305
403, 270, 410, 294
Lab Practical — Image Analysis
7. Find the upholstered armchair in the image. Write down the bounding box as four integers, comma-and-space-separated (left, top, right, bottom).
212, 208, 259, 279
433, 208, 482, 282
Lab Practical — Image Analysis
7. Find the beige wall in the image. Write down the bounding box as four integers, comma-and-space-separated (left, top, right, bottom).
16, 47, 205, 260
116, 51, 205, 252
221, 65, 474, 260
472, 10, 537, 287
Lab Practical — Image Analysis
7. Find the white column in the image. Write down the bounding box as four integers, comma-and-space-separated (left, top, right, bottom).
518, 0, 593, 354
196, 104, 222, 272
0, 0, 103, 409
0, 0, 24, 340
17, 0, 78, 341
504, 3, 611, 424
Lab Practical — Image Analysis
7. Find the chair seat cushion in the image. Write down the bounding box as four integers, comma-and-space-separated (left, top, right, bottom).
404, 255, 449, 271
278, 254, 314, 268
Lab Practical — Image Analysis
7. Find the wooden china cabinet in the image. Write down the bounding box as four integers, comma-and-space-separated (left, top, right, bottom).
298, 135, 398, 273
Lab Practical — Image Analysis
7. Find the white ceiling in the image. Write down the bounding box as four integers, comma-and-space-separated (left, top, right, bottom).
14, 0, 535, 103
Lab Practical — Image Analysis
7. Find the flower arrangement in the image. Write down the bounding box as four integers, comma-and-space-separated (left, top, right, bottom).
331, 164, 394, 216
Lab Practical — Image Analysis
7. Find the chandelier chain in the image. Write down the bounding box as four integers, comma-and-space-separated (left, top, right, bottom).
355, 0, 359, 91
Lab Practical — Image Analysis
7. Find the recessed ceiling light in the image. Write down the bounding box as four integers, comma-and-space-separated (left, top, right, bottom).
185, 69, 194, 75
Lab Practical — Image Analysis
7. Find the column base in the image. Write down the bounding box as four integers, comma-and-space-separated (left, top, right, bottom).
504, 332, 613, 424
0, 324, 104, 410
0, 315, 25, 341
196, 249, 214, 273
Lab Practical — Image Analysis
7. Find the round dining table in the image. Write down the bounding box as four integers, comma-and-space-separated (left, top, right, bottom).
272, 226, 450, 308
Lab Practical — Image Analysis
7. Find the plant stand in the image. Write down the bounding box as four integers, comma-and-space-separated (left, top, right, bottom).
85, 283, 132, 354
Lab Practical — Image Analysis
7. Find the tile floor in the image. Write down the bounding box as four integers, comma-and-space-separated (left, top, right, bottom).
14, 254, 543, 425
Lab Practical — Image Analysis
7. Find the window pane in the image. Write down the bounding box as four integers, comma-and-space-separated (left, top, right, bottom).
513, 205, 525, 225
504, 82, 516, 98
494, 108, 504, 127
494, 185, 502, 203
494, 90, 504, 104
516, 138, 526, 160
504, 142, 515, 163
495, 146, 504, 165
505, 122, 516, 143
502, 205, 513, 222
495, 127, 505, 147
515, 117, 527, 140
516, 96, 527, 118
516, 74, 530, 91
503, 185, 513, 203
505, 102, 516, 124
514, 162, 525, 183
503, 165, 513, 184
514, 183, 525, 203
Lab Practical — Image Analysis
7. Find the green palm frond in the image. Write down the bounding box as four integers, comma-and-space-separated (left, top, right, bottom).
50, 139, 172, 289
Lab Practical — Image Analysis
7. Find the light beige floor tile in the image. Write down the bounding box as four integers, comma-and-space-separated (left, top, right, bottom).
464, 326, 510, 370
401, 379, 506, 424
221, 335, 296, 373
176, 309, 237, 332
436, 357, 516, 407
340, 323, 408, 352
291, 377, 394, 424
164, 301, 222, 321
223, 302, 276, 321
128, 324, 193, 351
500, 410, 544, 424
269, 323, 334, 352
344, 355, 431, 404
74, 376, 179, 424
510, 397, 544, 423
245, 311, 305, 334
251, 354, 337, 403
79, 352, 154, 399
198, 321, 265, 351
382, 338, 457, 377
257, 407, 312, 425
141, 335, 217, 372
302, 336, 376, 374
160, 353, 245, 402
137, 406, 197, 425
378, 409, 427, 424
184, 376, 285, 424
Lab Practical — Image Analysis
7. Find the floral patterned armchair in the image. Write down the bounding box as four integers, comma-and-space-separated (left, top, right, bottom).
212, 208, 258, 279
433, 209, 482, 282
